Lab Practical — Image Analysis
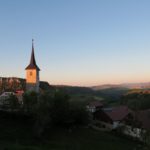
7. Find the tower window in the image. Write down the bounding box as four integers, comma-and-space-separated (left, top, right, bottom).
30, 72, 32, 76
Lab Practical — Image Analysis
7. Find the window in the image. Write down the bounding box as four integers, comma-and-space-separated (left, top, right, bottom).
30, 72, 32, 76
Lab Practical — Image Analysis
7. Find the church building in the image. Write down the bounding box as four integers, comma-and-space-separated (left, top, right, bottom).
25, 40, 40, 93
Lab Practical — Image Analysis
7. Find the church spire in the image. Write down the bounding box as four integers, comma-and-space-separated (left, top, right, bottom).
25, 39, 40, 71
30, 39, 36, 65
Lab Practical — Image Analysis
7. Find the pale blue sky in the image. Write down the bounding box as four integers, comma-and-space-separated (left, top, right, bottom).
0, 0, 150, 86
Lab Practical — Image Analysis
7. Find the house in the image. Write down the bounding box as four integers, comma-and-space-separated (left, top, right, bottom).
86, 101, 103, 113
94, 105, 150, 140
121, 109, 150, 140
0, 90, 24, 106
0, 92, 15, 106
94, 106, 132, 130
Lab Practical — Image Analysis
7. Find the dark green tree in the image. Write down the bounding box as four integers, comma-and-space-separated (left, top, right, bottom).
33, 92, 53, 138
22, 91, 38, 113
51, 91, 70, 125
7, 94, 20, 111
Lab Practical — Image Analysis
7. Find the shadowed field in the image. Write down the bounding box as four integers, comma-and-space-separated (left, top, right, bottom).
0, 112, 139, 150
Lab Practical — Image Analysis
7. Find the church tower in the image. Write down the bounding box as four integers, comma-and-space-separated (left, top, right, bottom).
25, 40, 40, 93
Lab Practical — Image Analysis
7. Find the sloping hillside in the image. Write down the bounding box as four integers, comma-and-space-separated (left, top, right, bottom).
55, 85, 129, 101
94, 87, 129, 100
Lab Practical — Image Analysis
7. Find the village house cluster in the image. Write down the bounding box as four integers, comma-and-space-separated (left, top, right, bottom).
87, 100, 150, 140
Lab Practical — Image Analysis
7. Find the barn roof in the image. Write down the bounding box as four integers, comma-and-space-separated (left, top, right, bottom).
103, 106, 131, 121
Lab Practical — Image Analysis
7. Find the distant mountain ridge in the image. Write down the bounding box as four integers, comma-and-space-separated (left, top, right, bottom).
92, 82, 150, 90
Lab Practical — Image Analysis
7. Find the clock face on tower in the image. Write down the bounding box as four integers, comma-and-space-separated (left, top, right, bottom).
26, 70, 37, 83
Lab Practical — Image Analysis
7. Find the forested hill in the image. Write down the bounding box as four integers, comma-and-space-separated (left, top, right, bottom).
0, 77, 52, 93
54, 85, 94, 96
54, 85, 129, 100
121, 89, 150, 110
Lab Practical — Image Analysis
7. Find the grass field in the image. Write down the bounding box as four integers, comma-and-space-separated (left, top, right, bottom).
0, 112, 140, 150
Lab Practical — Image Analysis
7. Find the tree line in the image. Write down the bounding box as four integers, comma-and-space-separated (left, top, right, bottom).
4, 90, 90, 138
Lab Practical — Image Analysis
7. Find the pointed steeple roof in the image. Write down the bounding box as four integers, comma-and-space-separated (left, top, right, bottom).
25, 39, 40, 71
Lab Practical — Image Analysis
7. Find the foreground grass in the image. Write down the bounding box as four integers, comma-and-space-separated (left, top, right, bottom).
0, 112, 139, 150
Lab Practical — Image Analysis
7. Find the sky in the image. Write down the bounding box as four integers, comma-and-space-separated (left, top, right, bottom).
0, 0, 150, 86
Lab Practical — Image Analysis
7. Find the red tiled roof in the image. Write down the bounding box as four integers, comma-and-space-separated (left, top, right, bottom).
103, 106, 131, 121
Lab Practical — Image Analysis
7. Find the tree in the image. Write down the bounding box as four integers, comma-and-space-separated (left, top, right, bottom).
22, 91, 38, 113
69, 101, 90, 126
22, 90, 90, 137
7, 94, 20, 112
51, 91, 70, 126
33, 92, 53, 138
